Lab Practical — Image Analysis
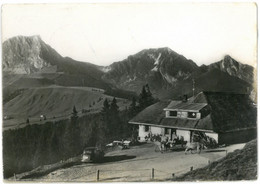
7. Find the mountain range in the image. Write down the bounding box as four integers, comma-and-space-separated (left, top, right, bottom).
101, 48, 255, 99
2, 35, 256, 124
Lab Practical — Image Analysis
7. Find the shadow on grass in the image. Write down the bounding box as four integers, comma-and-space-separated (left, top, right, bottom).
160, 147, 186, 153
20, 154, 143, 180
98, 155, 136, 163
172, 147, 186, 152
71, 156, 157, 170
204, 149, 226, 153
21, 161, 82, 179
100, 176, 123, 181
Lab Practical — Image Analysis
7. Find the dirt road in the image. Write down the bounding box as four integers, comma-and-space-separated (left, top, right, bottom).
29, 142, 245, 182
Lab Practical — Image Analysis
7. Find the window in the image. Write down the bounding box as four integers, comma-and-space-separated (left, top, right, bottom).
188, 112, 197, 119
165, 128, 170, 134
169, 111, 177, 117
144, 125, 150, 132
178, 111, 188, 118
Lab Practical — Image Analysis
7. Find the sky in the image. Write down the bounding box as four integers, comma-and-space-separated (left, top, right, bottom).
1, 2, 257, 67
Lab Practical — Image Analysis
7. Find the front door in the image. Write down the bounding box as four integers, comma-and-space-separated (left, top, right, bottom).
171, 128, 177, 140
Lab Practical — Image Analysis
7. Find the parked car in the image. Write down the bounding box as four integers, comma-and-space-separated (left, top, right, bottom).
106, 140, 131, 150
3, 115, 13, 120
81, 147, 105, 163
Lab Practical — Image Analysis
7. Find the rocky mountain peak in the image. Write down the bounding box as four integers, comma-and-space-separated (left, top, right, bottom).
221, 55, 240, 68
208, 55, 254, 84
2, 35, 50, 74
103, 47, 198, 92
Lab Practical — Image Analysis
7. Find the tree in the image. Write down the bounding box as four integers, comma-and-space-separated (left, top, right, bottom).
66, 106, 81, 156
110, 97, 119, 114
139, 85, 147, 109
101, 99, 110, 121
138, 84, 155, 110
145, 84, 155, 106
99, 99, 110, 140
109, 97, 122, 137
129, 97, 137, 117
95, 118, 108, 149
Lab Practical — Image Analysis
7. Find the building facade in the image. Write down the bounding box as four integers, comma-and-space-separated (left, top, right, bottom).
129, 92, 257, 144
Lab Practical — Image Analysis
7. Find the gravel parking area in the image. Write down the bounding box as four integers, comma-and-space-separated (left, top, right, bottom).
29, 142, 245, 182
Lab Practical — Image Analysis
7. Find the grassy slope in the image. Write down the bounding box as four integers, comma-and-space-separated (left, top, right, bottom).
3, 85, 129, 124
174, 139, 257, 181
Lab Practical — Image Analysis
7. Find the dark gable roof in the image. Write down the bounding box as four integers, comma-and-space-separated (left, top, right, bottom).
194, 92, 257, 132
160, 118, 201, 130
129, 101, 170, 125
129, 92, 257, 133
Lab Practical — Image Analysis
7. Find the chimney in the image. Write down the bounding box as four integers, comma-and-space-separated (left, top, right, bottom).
182, 95, 188, 102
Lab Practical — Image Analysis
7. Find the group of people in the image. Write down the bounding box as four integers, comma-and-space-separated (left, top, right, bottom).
145, 132, 186, 152
156, 134, 185, 152
145, 131, 217, 154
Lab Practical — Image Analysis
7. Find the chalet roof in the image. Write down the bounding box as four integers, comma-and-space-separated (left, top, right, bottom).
129, 101, 170, 125
129, 91, 257, 133
193, 92, 257, 132
164, 102, 207, 112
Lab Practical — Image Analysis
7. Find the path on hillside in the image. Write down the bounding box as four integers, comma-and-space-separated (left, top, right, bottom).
22, 142, 245, 182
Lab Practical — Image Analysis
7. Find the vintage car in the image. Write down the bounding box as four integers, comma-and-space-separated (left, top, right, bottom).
3, 115, 13, 120
106, 140, 131, 150
81, 147, 105, 163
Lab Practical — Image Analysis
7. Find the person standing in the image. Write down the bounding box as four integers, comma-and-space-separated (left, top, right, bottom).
160, 135, 167, 153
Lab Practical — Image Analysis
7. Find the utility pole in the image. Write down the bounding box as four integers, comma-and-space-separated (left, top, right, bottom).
192, 79, 195, 97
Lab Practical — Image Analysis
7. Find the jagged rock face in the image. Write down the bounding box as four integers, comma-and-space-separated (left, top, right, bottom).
208, 55, 254, 84
2, 35, 104, 77
102, 47, 198, 92
2, 36, 52, 74
2, 35, 111, 93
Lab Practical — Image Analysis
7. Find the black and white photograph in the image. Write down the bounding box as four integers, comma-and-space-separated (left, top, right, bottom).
1, 1, 258, 182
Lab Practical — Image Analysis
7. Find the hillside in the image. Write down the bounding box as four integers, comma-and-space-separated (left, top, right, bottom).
3, 85, 130, 129
174, 139, 257, 181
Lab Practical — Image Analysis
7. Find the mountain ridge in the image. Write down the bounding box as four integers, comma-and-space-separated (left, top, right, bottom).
2, 35, 255, 100
102, 47, 199, 92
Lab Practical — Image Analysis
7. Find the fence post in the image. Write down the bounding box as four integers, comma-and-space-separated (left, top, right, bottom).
226, 150, 228, 156
151, 168, 154, 180
96, 170, 100, 181
172, 173, 175, 178
14, 173, 16, 181
190, 166, 193, 171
